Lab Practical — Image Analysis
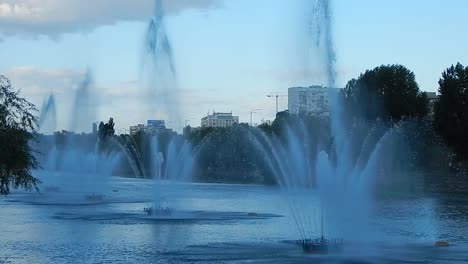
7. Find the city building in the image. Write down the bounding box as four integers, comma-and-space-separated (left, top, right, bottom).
145, 119, 169, 134
424, 92, 438, 117
147, 120, 165, 129
201, 111, 239, 128
92, 122, 100, 134
129, 120, 172, 136
129, 124, 145, 136
288, 85, 340, 116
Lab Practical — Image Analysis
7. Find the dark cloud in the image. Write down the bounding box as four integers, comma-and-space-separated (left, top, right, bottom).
0, 0, 221, 38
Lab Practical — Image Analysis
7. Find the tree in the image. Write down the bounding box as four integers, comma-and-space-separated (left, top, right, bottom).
344, 64, 428, 122
0, 76, 39, 195
434, 63, 468, 161
98, 117, 115, 141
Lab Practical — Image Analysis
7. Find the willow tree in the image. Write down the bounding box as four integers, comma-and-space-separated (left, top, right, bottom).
0, 75, 39, 195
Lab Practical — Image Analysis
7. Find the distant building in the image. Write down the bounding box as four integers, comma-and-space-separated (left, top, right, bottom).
201, 111, 239, 128
145, 119, 168, 134
147, 120, 165, 129
288, 85, 340, 116
424, 92, 438, 117
92, 122, 100, 134
129, 124, 145, 136
129, 120, 172, 136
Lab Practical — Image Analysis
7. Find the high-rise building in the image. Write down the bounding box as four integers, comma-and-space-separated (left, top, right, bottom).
288, 86, 340, 116
201, 111, 239, 128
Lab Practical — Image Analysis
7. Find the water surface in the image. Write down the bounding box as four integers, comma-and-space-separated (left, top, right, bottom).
1, 177, 467, 263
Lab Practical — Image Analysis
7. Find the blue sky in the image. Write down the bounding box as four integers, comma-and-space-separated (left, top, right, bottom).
1, 0, 467, 132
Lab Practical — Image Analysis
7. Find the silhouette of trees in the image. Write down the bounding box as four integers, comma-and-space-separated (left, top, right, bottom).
0, 76, 39, 195
434, 63, 468, 161
344, 64, 428, 122
98, 118, 115, 141
187, 124, 273, 184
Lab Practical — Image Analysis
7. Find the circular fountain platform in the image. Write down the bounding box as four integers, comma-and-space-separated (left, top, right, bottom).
52, 210, 282, 224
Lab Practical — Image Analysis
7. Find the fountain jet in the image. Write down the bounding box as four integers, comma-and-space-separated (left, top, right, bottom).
38, 93, 57, 135
142, 0, 181, 130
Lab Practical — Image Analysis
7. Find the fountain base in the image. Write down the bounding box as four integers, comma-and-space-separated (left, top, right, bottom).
297, 237, 344, 254
85, 193, 106, 202
144, 206, 175, 216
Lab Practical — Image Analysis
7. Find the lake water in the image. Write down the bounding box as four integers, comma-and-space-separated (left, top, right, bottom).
1, 177, 468, 263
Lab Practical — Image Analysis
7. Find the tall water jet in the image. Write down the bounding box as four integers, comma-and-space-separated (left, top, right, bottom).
311, 0, 336, 88
249, 0, 431, 247
142, 0, 181, 130
145, 134, 196, 216
165, 138, 195, 182
149, 136, 164, 180
38, 93, 57, 135
146, 134, 195, 183
35, 71, 121, 198
70, 69, 96, 133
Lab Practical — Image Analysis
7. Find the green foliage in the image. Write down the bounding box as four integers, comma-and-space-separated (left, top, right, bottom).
434, 62, 468, 161
187, 124, 274, 184
0, 75, 39, 195
344, 64, 428, 122
184, 113, 332, 184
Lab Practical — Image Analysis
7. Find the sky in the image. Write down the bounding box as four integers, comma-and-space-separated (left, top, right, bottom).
1, 0, 467, 132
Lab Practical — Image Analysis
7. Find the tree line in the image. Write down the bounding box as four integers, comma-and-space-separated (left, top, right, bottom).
1, 62, 468, 195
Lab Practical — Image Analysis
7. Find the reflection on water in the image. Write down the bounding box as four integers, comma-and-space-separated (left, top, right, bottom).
1, 177, 467, 263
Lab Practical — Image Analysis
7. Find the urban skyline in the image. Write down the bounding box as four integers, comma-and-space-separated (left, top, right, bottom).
117, 85, 438, 133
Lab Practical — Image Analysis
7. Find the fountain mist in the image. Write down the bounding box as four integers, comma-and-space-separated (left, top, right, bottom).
147, 134, 196, 215
36, 72, 123, 197
70, 69, 96, 133
142, 0, 181, 130
251, 0, 428, 244
38, 93, 57, 135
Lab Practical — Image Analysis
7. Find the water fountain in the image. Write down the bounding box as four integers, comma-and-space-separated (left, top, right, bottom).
35, 72, 123, 202
165, 138, 195, 182
139, 0, 198, 217
34, 0, 191, 204
142, 0, 181, 129
70, 69, 96, 134
249, 0, 431, 254
38, 93, 57, 135
145, 134, 195, 217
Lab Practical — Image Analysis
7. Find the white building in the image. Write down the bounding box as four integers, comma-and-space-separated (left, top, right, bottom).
201, 111, 239, 128
288, 86, 340, 115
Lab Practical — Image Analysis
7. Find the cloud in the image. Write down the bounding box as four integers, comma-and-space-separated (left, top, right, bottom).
0, 0, 220, 37
2, 65, 276, 129
4, 66, 83, 96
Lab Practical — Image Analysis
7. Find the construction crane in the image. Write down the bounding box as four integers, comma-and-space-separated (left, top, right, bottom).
266, 93, 287, 114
